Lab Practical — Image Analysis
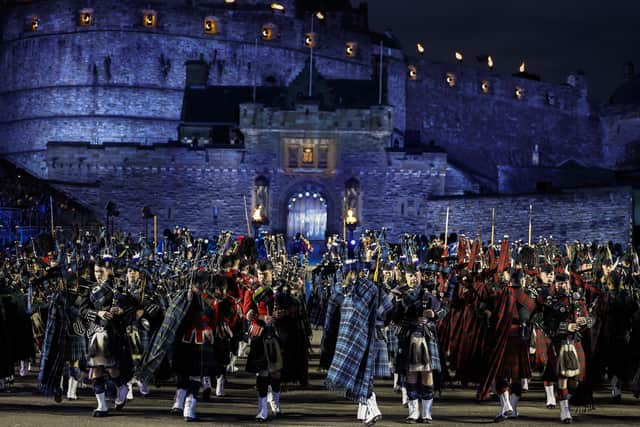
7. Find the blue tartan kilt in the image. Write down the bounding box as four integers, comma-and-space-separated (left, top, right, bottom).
373, 337, 391, 378
396, 326, 442, 375
387, 327, 399, 364
65, 334, 87, 363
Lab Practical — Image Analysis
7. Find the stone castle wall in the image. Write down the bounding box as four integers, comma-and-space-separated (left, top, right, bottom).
405, 60, 602, 189
421, 189, 633, 245
45, 102, 632, 245
0, 0, 611, 189
0, 0, 374, 175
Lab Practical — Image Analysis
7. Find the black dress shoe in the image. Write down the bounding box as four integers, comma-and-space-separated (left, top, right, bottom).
93, 410, 109, 418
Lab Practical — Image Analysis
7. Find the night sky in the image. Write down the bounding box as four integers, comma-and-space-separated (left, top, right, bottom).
360, 0, 640, 104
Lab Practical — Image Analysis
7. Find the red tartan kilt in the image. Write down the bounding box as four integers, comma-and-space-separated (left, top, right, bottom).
531, 331, 550, 372
550, 341, 586, 382
498, 335, 532, 380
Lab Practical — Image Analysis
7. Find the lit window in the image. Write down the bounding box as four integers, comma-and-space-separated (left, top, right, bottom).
345, 42, 357, 58
79, 10, 93, 27
224, 0, 236, 3
408, 65, 417, 81
515, 86, 525, 100
481, 80, 490, 94
261, 24, 275, 41
30, 16, 39, 32
446, 73, 456, 87
142, 10, 157, 28
303, 147, 314, 164
270, 3, 285, 12
204, 17, 218, 34
304, 32, 316, 48
282, 138, 336, 173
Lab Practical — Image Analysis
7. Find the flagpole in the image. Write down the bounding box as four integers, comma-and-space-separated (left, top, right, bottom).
444, 207, 450, 247
49, 196, 55, 237
308, 14, 314, 97
153, 215, 158, 256
528, 204, 533, 246
252, 37, 258, 102
378, 40, 383, 105
491, 208, 495, 246
243, 195, 251, 237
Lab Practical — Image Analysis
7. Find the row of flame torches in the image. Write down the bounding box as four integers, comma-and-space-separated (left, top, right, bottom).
417, 43, 528, 74
26, 6, 526, 74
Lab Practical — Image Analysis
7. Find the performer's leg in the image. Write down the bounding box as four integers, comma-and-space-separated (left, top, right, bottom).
67, 363, 80, 400
557, 378, 572, 424
255, 372, 270, 422
215, 373, 225, 397
611, 375, 622, 402
405, 372, 420, 423
107, 367, 128, 411
419, 371, 434, 423
91, 372, 109, 417
183, 377, 201, 422
201, 376, 212, 400
171, 374, 189, 415
494, 377, 513, 422
543, 380, 557, 408
509, 380, 522, 418
269, 371, 281, 416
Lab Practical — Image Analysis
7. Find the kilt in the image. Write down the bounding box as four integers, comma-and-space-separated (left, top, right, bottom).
65, 334, 87, 363
386, 326, 399, 364
531, 327, 551, 372
373, 332, 390, 378
396, 325, 441, 375
88, 328, 117, 368
497, 334, 532, 380
307, 292, 326, 329
213, 338, 231, 374
550, 340, 586, 382
173, 340, 219, 377
246, 333, 283, 374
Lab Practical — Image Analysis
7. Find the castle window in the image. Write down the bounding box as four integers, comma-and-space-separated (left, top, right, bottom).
254, 176, 270, 224
546, 92, 556, 106
446, 73, 456, 87
29, 16, 40, 32
282, 138, 336, 174
304, 32, 316, 48
302, 147, 314, 165
317, 146, 329, 169
288, 146, 299, 168
204, 17, 218, 34
142, 10, 157, 28
515, 86, 525, 100
408, 65, 417, 81
270, 3, 285, 12
79, 9, 93, 27
345, 42, 357, 58
345, 178, 360, 223
261, 24, 276, 41
481, 80, 491, 94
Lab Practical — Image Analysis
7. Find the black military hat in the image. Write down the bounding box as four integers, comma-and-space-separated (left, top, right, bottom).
259, 260, 274, 272
540, 263, 554, 273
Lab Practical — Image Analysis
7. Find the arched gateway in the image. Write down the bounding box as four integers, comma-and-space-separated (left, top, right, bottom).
286, 190, 327, 241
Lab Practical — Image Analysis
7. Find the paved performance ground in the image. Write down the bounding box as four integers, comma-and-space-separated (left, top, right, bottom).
1, 331, 639, 426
